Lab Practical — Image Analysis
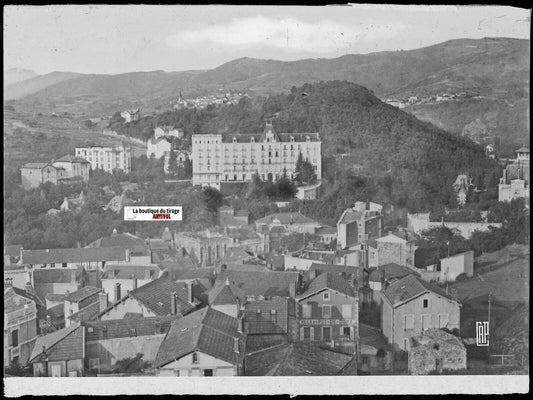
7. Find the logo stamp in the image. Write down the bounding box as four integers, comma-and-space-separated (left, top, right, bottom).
476, 321, 489, 346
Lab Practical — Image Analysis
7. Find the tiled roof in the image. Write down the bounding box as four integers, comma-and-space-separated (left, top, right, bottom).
226, 227, 260, 241
64, 286, 101, 303
223, 264, 270, 272
244, 298, 289, 335
376, 233, 408, 243
368, 263, 419, 283
22, 246, 126, 265
54, 154, 90, 164
255, 212, 318, 226
382, 274, 455, 307
208, 280, 239, 306
67, 300, 101, 323
46, 303, 65, 318
214, 270, 298, 301
10, 286, 44, 307
245, 342, 353, 376
4, 244, 22, 257
33, 268, 77, 284
21, 162, 49, 169
4, 287, 35, 313
83, 315, 179, 342
298, 272, 355, 300
101, 264, 163, 280
221, 247, 253, 263
359, 323, 393, 351
316, 226, 337, 235
87, 232, 150, 256
29, 325, 83, 363
307, 263, 360, 281
45, 292, 69, 302
154, 307, 244, 368
338, 210, 363, 225
175, 267, 216, 281
128, 273, 199, 316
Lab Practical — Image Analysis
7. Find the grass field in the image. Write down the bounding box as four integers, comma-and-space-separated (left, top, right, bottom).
451, 249, 529, 306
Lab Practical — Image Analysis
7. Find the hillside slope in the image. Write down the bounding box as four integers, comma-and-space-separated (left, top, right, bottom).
3, 68, 38, 86
4, 71, 84, 100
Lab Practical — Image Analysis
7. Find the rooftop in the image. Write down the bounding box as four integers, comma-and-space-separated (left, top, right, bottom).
83, 315, 179, 342
54, 154, 90, 164
298, 272, 355, 300
101, 264, 163, 280
64, 286, 101, 303
22, 246, 126, 265
382, 274, 456, 307
244, 298, 290, 335
367, 263, 419, 283
245, 342, 355, 376
4, 286, 35, 314
87, 230, 150, 256
29, 325, 83, 363
255, 212, 319, 226
154, 307, 244, 368
21, 162, 49, 169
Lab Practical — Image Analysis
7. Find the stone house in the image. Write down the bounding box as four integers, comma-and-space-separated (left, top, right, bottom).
408, 329, 467, 375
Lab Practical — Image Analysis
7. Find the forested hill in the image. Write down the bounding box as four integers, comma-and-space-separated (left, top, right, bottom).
126, 80, 498, 213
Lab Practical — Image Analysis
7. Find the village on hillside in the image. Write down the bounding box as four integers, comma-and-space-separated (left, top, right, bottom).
4, 106, 530, 377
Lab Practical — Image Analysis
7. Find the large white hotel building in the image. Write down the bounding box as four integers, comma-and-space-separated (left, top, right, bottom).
75, 144, 131, 174
192, 123, 322, 189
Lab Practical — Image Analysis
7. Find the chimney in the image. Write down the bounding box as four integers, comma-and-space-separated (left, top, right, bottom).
237, 316, 244, 334
112, 228, 118, 236
187, 281, 194, 303
233, 337, 240, 353
98, 292, 108, 312
114, 282, 121, 302
131, 274, 138, 290
289, 281, 296, 298
309, 269, 316, 280
145, 269, 151, 280
171, 291, 177, 315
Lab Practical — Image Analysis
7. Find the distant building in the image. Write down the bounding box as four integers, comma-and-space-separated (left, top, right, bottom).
154, 126, 183, 139
101, 263, 165, 297
438, 251, 474, 283
453, 175, 472, 207
191, 123, 322, 190
408, 329, 467, 375
20, 163, 68, 190
121, 109, 140, 123
380, 275, 461, 351
337, 201, 383, 250
51, 155, 91, 183
75, 144, 131, 173
154, 307, 245, 377
255, 212, 322, 235
60, 191, 86, 212
147, 137, 171, 159
406, 213, 502, 239
498, 147, 530, 203
368, 232, 417, 268
176, 229, 233, 267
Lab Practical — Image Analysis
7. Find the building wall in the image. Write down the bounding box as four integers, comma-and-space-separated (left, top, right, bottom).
373, 241, 416, 268
283, 256, 322, 271
35, 358, 84, 377
101, 278, 152, 301
212, 304, 239, 318
99, 297, 157, 320
4, 306, 38, 367
157, 351, 238, 377
75, 146, 131, 174
297, 289, 359, 346
4, 269, 31, 290
440, 251, 474, 282
191, 132, 322, 189
20, 167, 44, 190
408, 343, 467, 375
147, 139, 171, 159
52, 161, 90, 182
85, 335, 166, 373
384, 294, 460, 351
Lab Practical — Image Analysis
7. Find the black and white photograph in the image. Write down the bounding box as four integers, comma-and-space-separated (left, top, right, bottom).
3, 4, 529, 396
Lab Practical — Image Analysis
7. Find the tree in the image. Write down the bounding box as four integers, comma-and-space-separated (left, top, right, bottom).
294, 153, 317, 185
83, 120, 93, 128
167, 150, 178, 176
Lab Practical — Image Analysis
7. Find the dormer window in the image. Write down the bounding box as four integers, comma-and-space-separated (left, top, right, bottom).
290, 136, 294, 143
251, 137, 255, 143
306, 136, 310, 142
232, 137, 237, 143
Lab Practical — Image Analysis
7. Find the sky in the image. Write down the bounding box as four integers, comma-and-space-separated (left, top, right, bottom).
3, 4, 531, 76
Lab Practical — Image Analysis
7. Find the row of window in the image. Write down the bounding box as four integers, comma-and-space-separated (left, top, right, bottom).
301, 303, 353, 319
403, 313, 449, 331
300, 325, 352, 341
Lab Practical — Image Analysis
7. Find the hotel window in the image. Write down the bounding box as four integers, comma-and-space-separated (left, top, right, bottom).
322, 305, 332, 318
322, 326, 331, 341
302, 304, 311, 318
323, 292, 330, 301
404, 314, 414, 331
342, 304, 352, 319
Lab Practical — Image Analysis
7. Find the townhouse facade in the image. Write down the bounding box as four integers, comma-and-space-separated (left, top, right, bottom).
337, 201, 383, 250
75, 144, 131, 173
121, 109, 140, 123
192, 123, 322, 189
